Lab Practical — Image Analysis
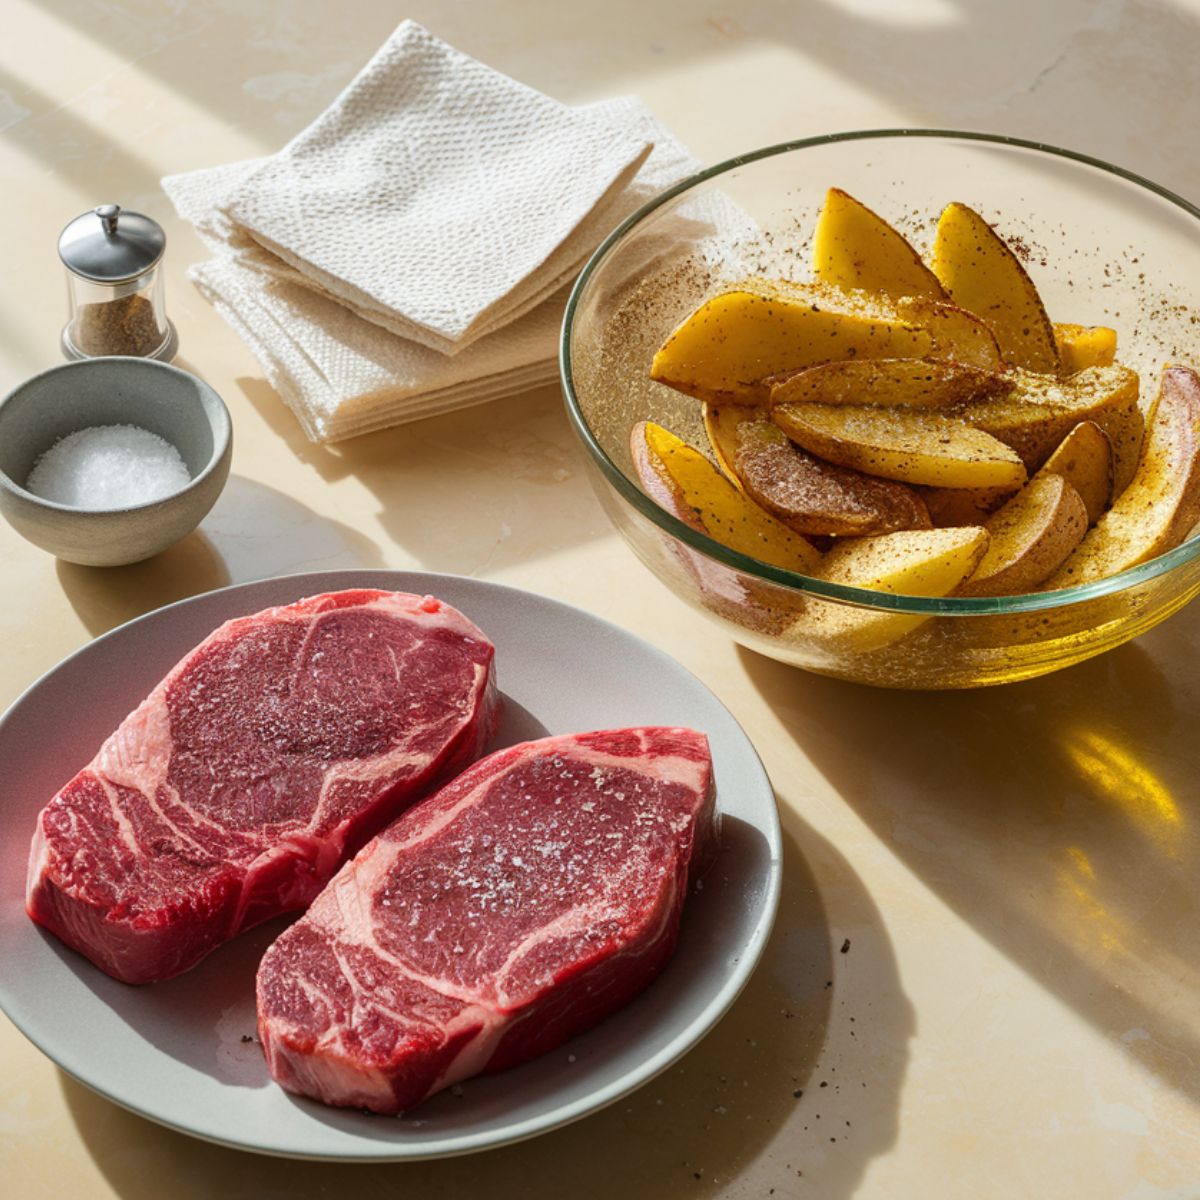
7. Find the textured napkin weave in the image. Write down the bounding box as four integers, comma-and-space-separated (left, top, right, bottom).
189, 257, 565, 442
164, 97, 700, 442
218, 21, 652, 356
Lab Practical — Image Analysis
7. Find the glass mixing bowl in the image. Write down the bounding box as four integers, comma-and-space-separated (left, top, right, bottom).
560, 130, 1200, 689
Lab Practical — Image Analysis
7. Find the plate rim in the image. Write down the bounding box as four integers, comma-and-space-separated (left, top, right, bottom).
0, 568, 783, 1161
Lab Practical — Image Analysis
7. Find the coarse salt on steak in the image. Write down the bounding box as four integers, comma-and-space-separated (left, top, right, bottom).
255, 727, 716, 1114
26, 589, 498, 985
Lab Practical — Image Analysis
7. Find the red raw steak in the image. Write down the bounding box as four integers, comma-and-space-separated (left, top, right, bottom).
256, 727, 716, 1114
26, 589, 498, 984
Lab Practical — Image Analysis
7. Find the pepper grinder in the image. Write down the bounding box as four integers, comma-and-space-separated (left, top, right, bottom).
58, 204, 178, 362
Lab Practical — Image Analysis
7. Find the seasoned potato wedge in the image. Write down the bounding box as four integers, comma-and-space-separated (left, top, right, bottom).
720, 408, 931, 536
959, 474, 1089, 596
772, 402, 1028, 489
812, 187, 947, 302
768, 358, 1010, 409
895, 297, 1004, 370
1054, 323, 1118, 374
703, 402, 751, 489
1046, 366, 1200, 588
787, 526, 990, 651
630, 420, 822, 572
917, 485, 1016, 528
961, 364, 1142, 494
1033, 421, 1113, 524
931, 202, 1059, 373
649, 279, 933, 404
635, 186, 1177, 612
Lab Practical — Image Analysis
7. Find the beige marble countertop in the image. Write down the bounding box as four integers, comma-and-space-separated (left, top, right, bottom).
3, 2, 1200, 1196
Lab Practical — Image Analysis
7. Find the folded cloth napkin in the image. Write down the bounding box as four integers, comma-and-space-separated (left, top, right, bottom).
164, 90, 700, 443
216, 20, 653, 356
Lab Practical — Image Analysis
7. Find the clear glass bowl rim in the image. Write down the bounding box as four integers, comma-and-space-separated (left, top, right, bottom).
559, 128, 1200, 617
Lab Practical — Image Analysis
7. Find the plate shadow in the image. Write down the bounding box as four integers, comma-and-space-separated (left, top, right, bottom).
61, 812, 910, 1197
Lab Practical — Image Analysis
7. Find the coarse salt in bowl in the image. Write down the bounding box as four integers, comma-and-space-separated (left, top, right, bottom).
0, 357, 232, 566
26, 425, 192, 509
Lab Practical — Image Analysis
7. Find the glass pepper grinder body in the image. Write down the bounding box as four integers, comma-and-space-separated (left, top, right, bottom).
59, 204, 178, 361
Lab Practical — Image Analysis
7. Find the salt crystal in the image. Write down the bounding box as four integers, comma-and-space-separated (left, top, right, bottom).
25, 424, 190, 509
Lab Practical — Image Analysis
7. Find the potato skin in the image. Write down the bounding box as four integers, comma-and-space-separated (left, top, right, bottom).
812, 187, 946, 302
768, 358, 1010, 409
958, 474, 1089, 596
773, 402, 1028, 490
649, 281, 932, 404
917, 484, 1015, 528
787, 526, 990, 651
732, 416, 932, 537
630, 420, 821, 573
931, 201, 1060, 374
896, 298, 1004, 370
1046, 366, 1200, 588
960, 364, 1142, 496
1034, 421, 1113, 525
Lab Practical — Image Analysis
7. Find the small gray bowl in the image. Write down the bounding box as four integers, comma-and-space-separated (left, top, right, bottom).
0, 357, 232, 566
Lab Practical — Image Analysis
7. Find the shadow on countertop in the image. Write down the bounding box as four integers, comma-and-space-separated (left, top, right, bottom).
56, 474, 386, 637
60, 809, 912, 1199
17, 0, 1200, 207
56, 531, 230, 636
739, 610, 1200, 1106
237, 376, 617, 578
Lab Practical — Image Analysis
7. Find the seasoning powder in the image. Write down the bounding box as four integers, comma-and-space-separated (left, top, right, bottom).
71, 294, 164, 357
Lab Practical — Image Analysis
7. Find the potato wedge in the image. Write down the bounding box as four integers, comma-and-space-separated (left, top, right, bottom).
895, 297, 1004, 370
1033, 420, 1112, 524
649, 279, 933, 404
960, 364, 1142, 494
630, 420, 822, 572
1054, 323, 1118, 374
917, 485, 1016, 527
768, 358, 1011, 409
723, 408, 931, 536
1046, 366, 1200, 588
772, 402, 1028, 489
812, 187, 947, 302
958, 474, 1088, 595
931, 202, 1059, 373
703, 402, 750, 489
787, 526, 990, 651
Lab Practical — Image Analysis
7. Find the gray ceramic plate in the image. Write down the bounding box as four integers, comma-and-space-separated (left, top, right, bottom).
0, 570, 781, 1161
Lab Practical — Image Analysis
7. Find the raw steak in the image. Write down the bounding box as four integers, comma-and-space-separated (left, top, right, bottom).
26, 589, 498, 985
256, 727, 716, 1113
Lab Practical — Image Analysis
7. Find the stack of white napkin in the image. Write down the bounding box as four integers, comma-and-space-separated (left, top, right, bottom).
163, 21, 699, 443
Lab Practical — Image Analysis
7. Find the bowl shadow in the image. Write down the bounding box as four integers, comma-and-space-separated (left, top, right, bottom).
55, 475, 388, 637
59, 811, 911, 1198
739, 607, 1200, 1104
56, 530, 231, 636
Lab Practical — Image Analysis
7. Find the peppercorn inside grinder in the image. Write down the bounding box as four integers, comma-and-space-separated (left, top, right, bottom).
58, 204, 178, 362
